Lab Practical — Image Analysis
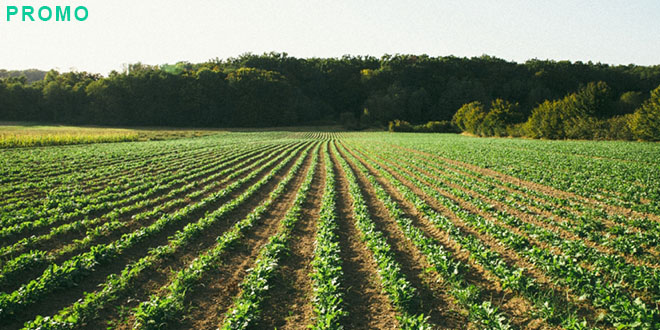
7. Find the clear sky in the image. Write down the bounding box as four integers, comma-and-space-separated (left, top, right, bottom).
1, 0, 659, 74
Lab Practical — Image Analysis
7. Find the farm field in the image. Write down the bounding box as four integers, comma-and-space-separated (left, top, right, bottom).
0, 131, 659, 330
0, 122, 220, 148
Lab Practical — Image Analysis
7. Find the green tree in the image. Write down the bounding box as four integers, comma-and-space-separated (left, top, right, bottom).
453, 101, 487, 134
523, 81, 613, 139
226, 67, 297, 127
617, 91, 645, 115
523, 100, 564, 139
630, 85, 660, 141
481, 99, 521, 136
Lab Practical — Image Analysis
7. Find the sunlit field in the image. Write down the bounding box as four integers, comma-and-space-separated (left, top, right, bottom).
1, 131, 659, 329
0, 123, 221, 148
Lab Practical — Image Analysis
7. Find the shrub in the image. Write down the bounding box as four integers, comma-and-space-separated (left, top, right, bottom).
388, 120, 459, 133
630, 85, 660, 141
481, 99, 521, 137
453, 101, 487, 134
454, 99, 520, 137
388, 119, 413, 132
417, 120, 460, 133
523, 81, 614, 140
599, 115, 634, 140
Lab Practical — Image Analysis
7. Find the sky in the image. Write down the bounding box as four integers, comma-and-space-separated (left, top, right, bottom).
1, 0, 659, 75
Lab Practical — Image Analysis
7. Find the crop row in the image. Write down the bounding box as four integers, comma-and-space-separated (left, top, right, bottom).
219, 144, 319, 329
0, 142, 306, 320
350, 143, 591, 328
394, 136, 659, 215
338, 143, 514, 329
0, 143, 277, 258
21, 142, 313, 329
0, 141, 216, 199
308, 144, 346, 330
0, 145, 221, 215
386, 148, 660, 307
0, 144, 291, 288
356, 143, 659, 328
0, 144, 265, 235
399, 147, 660, 262
0, 146, 214, 212
332, 143, 433, 329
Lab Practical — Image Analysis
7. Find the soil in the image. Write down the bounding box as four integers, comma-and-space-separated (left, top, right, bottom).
2, 143, 311, 330
337, 142, 467, 329
389, 144, 660, 223
253, 146, 325, 329
0, 145, 292, 294
149, 143, 318, 330
328, 145, 399, 330
348, 143, 578, 330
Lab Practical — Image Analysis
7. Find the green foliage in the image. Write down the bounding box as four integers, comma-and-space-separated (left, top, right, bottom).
388, 120, 458, 133
351, 136, 660, 328
0, 69, 47, 83
617, 91, 645, 115
629, 85, 660, 141
523, 81, 617, 140
226, 67, 298, 127
453, 101, 487, 134
0, 132, 138, 148
2, 54, 660, 136
388, 119, 413, 132
309, 145, 346, 330
417, 120, 458, 133
220, 147, 318, 329
342, 144, 513, 329
6, 143, 306, 325
339, 112, 359, 130
523, 99, 563, 139
481, 99, 521, 137
359, 108, 372, 128
18, 141, 310, 330
2, 132, 660, 329
598, 115, 634, 140
334, 144, 433, 329
453, 99, 519, 137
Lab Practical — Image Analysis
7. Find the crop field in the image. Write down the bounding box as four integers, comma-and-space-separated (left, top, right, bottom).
0, 123, 219, 148
0, 131, 659, 330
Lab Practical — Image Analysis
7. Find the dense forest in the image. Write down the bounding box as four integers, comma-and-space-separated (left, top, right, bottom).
1, 53, 660, 140
0, 69, 47, 83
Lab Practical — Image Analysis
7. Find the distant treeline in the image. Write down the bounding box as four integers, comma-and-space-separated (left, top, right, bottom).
1, 53, 659, 140
0, 69, 47, 83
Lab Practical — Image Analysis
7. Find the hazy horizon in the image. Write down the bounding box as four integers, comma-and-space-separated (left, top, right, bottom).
3, 51, 659, 76
2, 0, 660, 75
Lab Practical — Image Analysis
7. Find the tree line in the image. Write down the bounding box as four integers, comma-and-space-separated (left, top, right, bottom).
451, 82, 660, 140
1, 53, 659, 140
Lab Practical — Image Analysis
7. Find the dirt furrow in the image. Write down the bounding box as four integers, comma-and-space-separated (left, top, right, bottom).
390, 152, 660, 307
253, 147, 325, 330
391, 150, 660, 271
351, 144, 599, 328
85, 144, 316, 330
0, 146, 266, 248
344, 142, 556, 330
394, 147, 659, 259
0, 146, 291, 294
153, 145, 318, 330
1, 146, 216, 206
328, 145, 399, 330
389, 144, 660, 223
2, 144, 309, 330
336, 142, 465, 329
